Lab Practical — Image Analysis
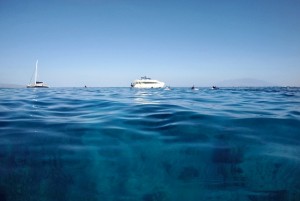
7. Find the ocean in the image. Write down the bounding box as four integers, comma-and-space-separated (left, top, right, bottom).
0, 87, 299, 201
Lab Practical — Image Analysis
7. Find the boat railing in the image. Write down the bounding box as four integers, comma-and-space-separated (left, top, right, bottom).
141, 76, 151, 80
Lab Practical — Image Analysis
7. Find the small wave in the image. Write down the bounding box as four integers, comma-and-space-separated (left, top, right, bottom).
0, 87, 300, 201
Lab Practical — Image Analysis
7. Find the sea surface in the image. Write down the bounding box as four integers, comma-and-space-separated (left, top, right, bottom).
0, 87, 299, 201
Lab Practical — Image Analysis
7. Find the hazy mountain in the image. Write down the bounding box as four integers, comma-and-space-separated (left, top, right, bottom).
0, 83, 24, 88
217, 78, 275, 87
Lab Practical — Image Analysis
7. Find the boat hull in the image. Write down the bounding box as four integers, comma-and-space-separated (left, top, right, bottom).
27, 84, 49, 88
132, 83, 165, 88
27, 85, 49, 88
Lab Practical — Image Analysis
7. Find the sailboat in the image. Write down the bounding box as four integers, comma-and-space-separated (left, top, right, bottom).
27, 60, 49, 88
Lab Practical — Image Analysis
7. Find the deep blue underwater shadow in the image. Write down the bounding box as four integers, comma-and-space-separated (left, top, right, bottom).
0, 87, 300, 201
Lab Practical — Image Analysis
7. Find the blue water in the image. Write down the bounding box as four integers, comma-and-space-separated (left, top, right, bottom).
0, 87, 300, 201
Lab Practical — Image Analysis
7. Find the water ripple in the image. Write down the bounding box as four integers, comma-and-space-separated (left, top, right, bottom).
0, 87, 299, 201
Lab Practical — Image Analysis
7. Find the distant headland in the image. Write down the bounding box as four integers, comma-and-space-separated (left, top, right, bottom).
217, 78, 276, 87
0, 83, 23, 88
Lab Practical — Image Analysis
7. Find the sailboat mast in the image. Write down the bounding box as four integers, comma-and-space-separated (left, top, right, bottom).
35, 60, 38, 84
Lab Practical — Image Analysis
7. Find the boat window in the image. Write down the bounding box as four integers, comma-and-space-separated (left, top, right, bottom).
141, 82, 158, 84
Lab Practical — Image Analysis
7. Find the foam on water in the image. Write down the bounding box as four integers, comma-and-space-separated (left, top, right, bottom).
0, 87, 300, 201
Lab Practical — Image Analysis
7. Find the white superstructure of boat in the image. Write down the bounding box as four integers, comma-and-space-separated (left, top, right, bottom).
131, 76, 165, 88
27, 60, 49, 88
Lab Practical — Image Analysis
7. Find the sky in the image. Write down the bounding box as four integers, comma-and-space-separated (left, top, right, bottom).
0, 0, 300, 87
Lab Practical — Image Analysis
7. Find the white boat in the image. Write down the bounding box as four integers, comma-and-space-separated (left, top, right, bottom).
27, 60, 49, 88
191, 85, 199, 90
131, 76, 165, 88
164, 86, 171, 90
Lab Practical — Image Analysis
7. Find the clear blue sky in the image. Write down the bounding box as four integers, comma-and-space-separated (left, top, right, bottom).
1, 0, 300, 87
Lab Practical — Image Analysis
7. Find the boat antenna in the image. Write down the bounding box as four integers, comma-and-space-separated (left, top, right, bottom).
28, 71, 34, 85
28, 61, 36, 85
35, 60, 38, 84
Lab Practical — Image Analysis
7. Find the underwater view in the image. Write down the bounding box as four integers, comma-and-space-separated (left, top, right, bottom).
0, 87, 299, 201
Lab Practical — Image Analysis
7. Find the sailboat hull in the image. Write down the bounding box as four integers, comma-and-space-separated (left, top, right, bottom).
27, 85, 49, 88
